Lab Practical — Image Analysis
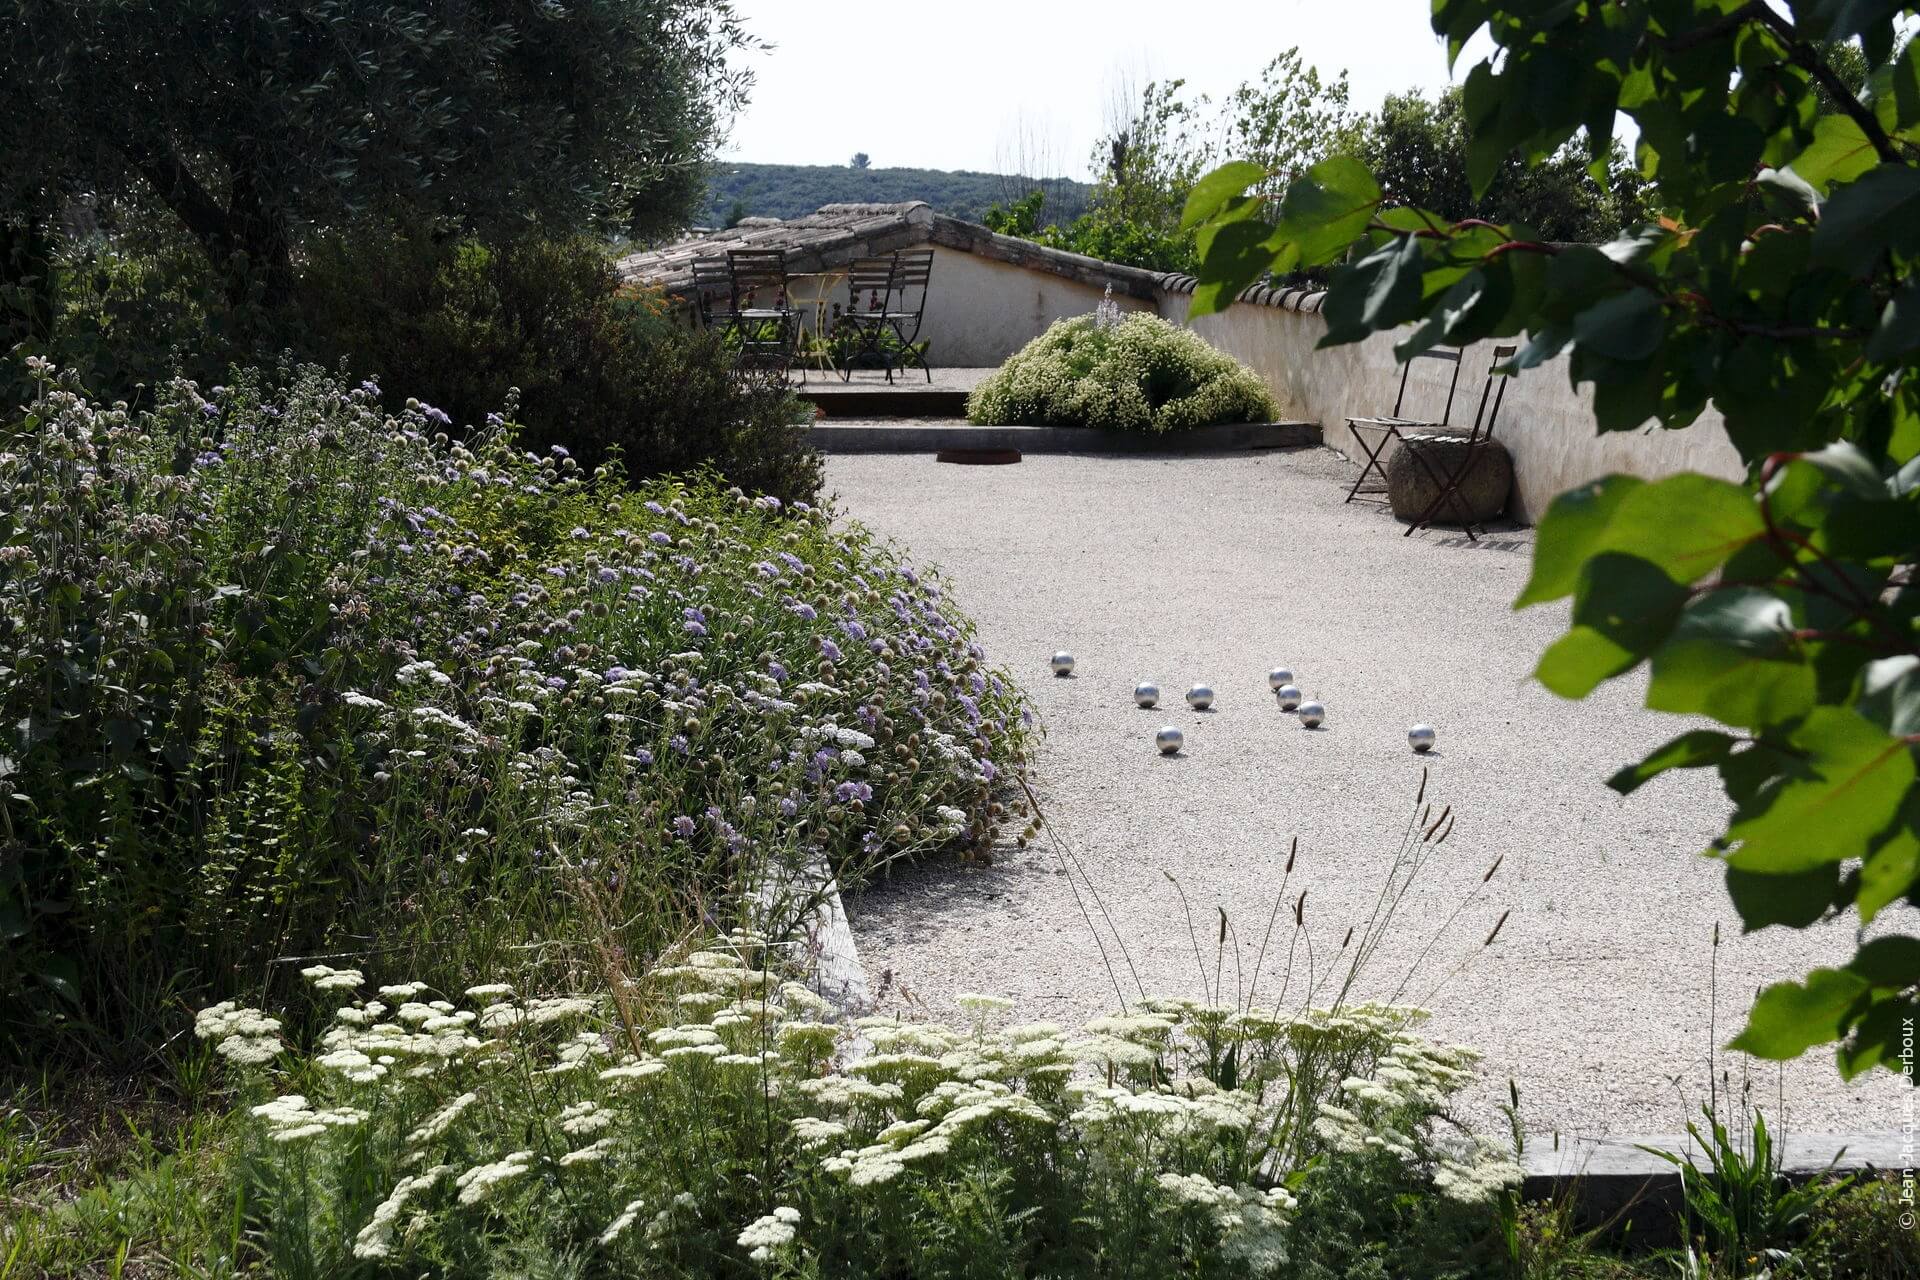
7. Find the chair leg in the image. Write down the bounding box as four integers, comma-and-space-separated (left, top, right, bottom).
1403, 447, 1484, 540
1344, 428, 1394, 504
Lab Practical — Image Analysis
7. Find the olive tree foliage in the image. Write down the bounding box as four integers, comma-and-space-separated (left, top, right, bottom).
1187, 1, 1920, 1077
0, 0, 753, 307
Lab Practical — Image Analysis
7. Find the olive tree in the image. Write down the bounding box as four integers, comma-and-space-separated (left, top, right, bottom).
1186, 1, 1920, 1076
0, 0, 752, 307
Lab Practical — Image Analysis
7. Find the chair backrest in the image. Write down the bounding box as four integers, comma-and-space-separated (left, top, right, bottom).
887, 249, 933, 315
727, 249, 789, 308
1391, 347, 1464, 424
1467, 344, 1520, 443
690, 257, 732, 325
845, 255, 896, 313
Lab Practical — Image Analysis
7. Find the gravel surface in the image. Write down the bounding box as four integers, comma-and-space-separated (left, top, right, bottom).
827, 446, 1913, 1138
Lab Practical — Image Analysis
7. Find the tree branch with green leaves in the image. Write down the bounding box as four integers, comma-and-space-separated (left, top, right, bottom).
1185, 0, 1920, 1078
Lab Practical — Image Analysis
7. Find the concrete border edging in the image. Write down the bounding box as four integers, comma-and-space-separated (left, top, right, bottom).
809, 420, 1322, 455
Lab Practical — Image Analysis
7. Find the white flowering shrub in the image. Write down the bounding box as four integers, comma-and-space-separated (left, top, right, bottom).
966, 312, 1281, 433
211, 937, 1520, 1279
0, 362, 1032, 1054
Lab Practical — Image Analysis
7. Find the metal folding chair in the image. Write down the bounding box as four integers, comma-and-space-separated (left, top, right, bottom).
1343, 347, 1464, 504
1401, 344, 1519, 541
725, 248, 797, 378
832, 249, 933, 383
690, 257, 735, 331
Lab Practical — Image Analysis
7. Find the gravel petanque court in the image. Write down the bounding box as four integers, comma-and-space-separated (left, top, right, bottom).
828, 446, 1913, 1138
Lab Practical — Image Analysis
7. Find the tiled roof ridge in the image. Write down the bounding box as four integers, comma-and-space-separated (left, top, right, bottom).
615, 201, 1330, 313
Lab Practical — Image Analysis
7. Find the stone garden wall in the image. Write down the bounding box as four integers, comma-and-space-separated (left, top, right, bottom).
1156, 282, 1746, 524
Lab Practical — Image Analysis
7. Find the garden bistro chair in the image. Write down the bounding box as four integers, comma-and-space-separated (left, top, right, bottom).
1401, 344, 1520, 542
690, 257, 736, 332
725, 248, 798, 379
834, 248, 933, 383
1342, 347, 1464, 504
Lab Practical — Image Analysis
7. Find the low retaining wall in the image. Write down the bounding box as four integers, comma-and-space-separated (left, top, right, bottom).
1156, 285, 1745, 524
810, 420, 1320, 454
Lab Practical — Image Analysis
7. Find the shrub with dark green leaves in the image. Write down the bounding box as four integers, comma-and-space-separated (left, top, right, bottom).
0, 362, 1029, 1060
296, 229, 824, 504
967, 311, 1280, 433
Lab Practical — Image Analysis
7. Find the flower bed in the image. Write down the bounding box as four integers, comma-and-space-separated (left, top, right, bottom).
0, 363, 1032, 1054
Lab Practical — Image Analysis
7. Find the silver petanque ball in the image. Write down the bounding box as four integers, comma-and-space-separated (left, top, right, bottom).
1275, 683, 1302, 711
1408, 723, 1437, 753
1050, 651, 1075, 677
1134, 681, 1160, 708
1186, 683, 1215, 710
1156, 725, 1185, 754
1267, 667, 1295, 690
1298, 701, 1326, 728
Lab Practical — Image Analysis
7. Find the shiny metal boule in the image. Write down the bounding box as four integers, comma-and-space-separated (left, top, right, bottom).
1275, 684, 1302, 711
1156, 725, 1184, 754
1185, 684, 1215, 710
1134, 681, 1160, 708
1267, 667, 1295, 690
1408, 723, 1436, 753
1298, 701, 1326, 728
1050, 651, 1075, 677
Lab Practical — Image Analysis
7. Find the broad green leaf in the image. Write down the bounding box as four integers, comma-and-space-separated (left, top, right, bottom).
1783, 114, 1879, 193
1810, 164, 1920, 276
1517, 474, 1764, 607
1535, 553, 1689, 699
1608, 729, 1740, 796
1846, 934, 1920, 987
1275, 156, 1382, 267
1729, 967, 1868, 1059
1837, 995, 1920, 1078
1515, 475, 1645, 606
1865, 281, 1920, 365
1726, 707, 1916, 872
1726, 864, 1840, 931
1571, 290, 1664, 361
1188, 220, 1292, 318
1857, 655, 1920, 736
1857, 829, 1919, 922
1181, 161, 1269, 231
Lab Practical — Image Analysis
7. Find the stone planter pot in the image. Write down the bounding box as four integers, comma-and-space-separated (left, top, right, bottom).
1385, 430, 1514, 526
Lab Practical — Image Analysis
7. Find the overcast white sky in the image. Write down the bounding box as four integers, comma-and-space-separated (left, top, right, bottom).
718, 0, 1492, 178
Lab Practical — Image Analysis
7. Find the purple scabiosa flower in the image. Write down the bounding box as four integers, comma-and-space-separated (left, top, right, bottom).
788, 602, 817, 622
550, 444, 570, 458
670, 734, 690, 755
545, 565, 568, 579
633, 748, 654, 767
605, 666, 630, 681
818, 637, 842, 662
841, 619, 867, 642
648, 531, 672, 546
754, 561, 781, 578
833, 781, 873, 804
777, 552, 806, 572
682, 606, 708, 638
978, 760, 998, 781
570, 526, 589, 539
778, 797, 798, 817
544, 676, 567, 690
595, 567, 618, 584
672, 815, 696, 838
644, 501, 666, 515
768, 660, 787, 682
425, 405, 452, 427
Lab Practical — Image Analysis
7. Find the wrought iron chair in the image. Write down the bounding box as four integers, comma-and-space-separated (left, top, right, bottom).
1342, 347, 1464, 504
1401, 344, 1519, 541
725, 248, 798, 378
833, 249, 933, 383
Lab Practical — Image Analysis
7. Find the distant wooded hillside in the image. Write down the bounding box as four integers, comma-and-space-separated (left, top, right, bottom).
698, 162, 1093, 227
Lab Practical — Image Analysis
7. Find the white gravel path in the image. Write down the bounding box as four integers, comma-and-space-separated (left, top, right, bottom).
826, 446, 1915, 1139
